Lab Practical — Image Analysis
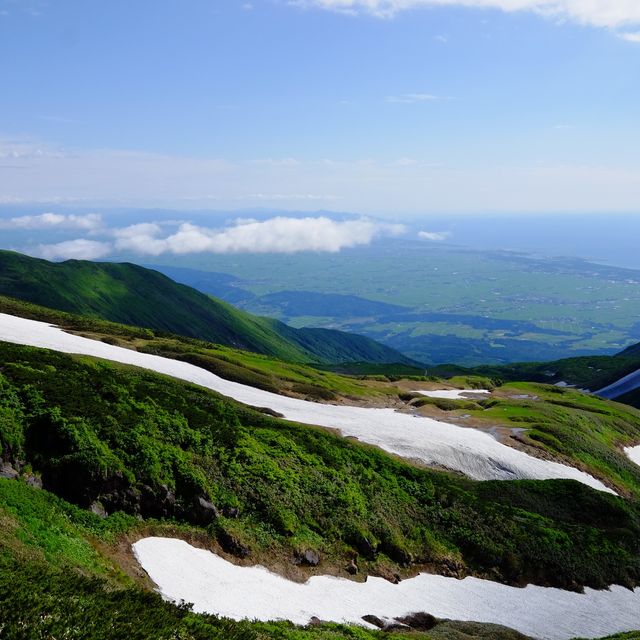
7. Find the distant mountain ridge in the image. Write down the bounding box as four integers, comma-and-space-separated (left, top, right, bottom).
0, 250, 416, 366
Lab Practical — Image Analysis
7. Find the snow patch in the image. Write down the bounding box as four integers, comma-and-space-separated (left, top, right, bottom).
625, 445, 640, 467
413, 389, 490, 400
0, 313, 613, 492
133, 537, 640, 640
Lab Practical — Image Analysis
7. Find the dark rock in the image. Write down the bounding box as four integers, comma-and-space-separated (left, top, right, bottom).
394, 612, 438, 631
296, 549, 320, 567
441, 558, 464, 578
355, 536, 377, 559
90, 501, 108, 518
218, 530, 250, 558
346, 559, 358, 575
385, 621, 411, 631
25, 474, 42, 489
100, 486, 141, 515
223, 506, 240, 518
139, 484, 176, 519
251, 406, 284, 418
193, 496, 220, 525
362, 615, 385, 629
0, 463, 18, 480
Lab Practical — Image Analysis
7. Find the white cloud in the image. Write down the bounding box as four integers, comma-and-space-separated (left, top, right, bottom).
418, 230, 451, 241
36, 239, 112, 261
619, 30, 640, 42
386, 93, 447, 103
113, 217, 406, 256
296, 1, 640, 29
0, 212, 102, 230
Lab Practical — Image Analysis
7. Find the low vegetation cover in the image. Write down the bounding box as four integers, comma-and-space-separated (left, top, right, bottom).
1, 342, 640, 595
2, 299, 640, 637
0, 294, 398, 402
462, 354, 640, 398
409, 382, 640, 499
0, 474, 541, 639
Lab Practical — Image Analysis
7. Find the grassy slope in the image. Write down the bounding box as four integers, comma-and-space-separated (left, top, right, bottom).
0, 479, 539, 640
2, 342, 640, 594
0, 295, 399, 401
0, 250, 414, 366
424, 348, 640, 406
3, 294, 639, 497
410, 382, 640, 499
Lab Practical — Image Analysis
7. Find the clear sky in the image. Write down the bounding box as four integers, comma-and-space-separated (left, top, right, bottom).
1, 0, 640, 215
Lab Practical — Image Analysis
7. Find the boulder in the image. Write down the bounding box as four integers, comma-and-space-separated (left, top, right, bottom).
346, 559, 358, 575
218, 530, 250, 558
395, 612, 438, 631
0, 463, 18, 480
25, 474, 42, 489
296, 549, 321, 567
362, 615, 385, 629
90, 501, 108, 518
193, 496, 220, 525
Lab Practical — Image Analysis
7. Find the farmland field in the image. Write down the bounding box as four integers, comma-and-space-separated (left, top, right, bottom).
149, 239, 640, 365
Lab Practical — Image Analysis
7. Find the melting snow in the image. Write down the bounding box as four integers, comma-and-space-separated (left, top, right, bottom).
625, 445, 640, 467
413, 389, 490, 400
0, 313, 613, 492
133, 537, 640, 640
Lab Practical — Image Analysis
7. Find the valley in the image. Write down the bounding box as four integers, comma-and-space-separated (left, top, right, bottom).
147, 240, 640, 366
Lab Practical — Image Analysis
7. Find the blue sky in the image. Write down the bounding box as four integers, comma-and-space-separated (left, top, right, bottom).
1, 0, 640, 215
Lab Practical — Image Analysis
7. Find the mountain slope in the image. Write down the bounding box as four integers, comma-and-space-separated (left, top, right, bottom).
427, 342, 640, 408
0, 250, 414, 365
2, 339, 639, 594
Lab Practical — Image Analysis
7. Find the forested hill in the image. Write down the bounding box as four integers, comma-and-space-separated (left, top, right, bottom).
0, 250, 415, 366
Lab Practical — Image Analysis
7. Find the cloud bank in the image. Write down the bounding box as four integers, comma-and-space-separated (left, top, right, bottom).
114, 217, 404, 255
298, 1, 640, 29
0, 212, 102, 230
37, 239, 112, 261
32, 216, 406, 261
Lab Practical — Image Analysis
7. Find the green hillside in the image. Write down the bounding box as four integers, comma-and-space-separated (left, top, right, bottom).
2, 341, 640, 595
0, 295, 405, 403
0, 250, 414, 366
426, 344, 640, 405
2, 308, 640, 637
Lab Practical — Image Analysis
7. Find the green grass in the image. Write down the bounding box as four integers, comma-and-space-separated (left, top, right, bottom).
2, 478, 636, 640
459, 354, 640, 395
0, 294, 400, 401
411, 382, 640, 498
2, 342, 640, 592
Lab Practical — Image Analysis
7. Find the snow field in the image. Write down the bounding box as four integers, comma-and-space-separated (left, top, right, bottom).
133, 537, 640, 640
0, 312, 613, 491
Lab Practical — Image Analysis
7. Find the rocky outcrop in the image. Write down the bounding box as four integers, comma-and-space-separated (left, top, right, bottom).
295, 549, 320, 567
